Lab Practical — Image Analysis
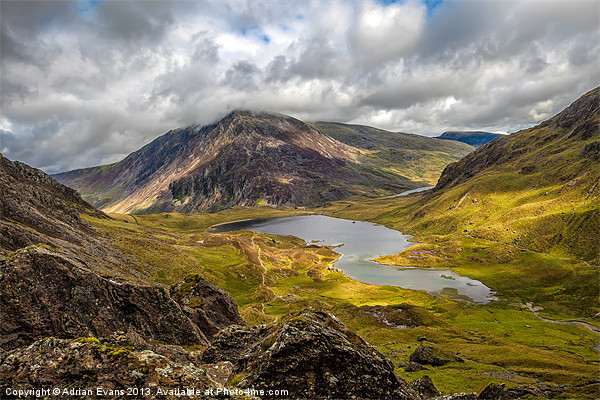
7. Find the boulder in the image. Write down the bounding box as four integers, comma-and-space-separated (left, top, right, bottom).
405, 361, 429, 372
171, 273, 246, 341
409, 345, 463, 366
204, 308, 420, 399
409, 375, 440, 398
478, 383, 511, 400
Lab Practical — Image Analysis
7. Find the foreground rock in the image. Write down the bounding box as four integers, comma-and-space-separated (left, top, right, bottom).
1, 310, 423, 400
203, 309, 419, 399
409, 376, 440, 399
0, 335, 232, 400
171, 273, 246, 340
0, 246, 244, 351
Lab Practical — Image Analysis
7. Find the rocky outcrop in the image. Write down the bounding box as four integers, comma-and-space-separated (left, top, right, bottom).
409, 345, 463, 366
0, 247, 207, 350
170, 273, 246, 340
203, 309, 419, 399
409, 375, 440, 398
0, 335, 233, 400
0, 246, 246, 351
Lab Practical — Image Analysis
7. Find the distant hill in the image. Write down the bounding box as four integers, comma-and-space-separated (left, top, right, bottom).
311, 121, 474, 184
409, 87, 600, 262
54, 112, 473, 214
436, 131, 503, 147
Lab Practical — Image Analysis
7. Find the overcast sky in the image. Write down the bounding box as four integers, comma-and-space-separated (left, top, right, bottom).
1, 0, 598, 173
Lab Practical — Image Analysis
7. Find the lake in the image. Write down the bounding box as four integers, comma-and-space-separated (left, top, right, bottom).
210, 215, 496, 303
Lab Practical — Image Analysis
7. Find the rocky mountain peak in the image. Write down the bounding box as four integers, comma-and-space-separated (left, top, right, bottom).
53, 111, 412, 214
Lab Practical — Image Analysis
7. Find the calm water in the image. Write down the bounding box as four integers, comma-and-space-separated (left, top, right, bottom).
379, 186, 434, 199
210, 215, 496, 303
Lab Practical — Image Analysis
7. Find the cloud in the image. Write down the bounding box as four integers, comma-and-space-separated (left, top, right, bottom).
350, 1, 426, 67
0, 0, 598, 173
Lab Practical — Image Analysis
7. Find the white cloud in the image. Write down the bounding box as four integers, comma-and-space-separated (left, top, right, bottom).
0, 0, 598, 173
351, 1, 426, 67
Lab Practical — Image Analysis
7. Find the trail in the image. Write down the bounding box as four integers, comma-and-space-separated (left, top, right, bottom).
525, 303, 599, 335
251, 232, 267, 287
250, 233, 280, 324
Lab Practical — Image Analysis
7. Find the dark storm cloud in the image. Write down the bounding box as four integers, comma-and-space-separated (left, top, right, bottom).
0, 0, 598, 173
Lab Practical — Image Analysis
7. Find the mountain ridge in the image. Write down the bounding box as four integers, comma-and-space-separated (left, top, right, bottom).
404, 86, 600, 263
53, 111, 472, 214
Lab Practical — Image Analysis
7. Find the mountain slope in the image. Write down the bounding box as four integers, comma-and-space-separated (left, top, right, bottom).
436, 131, 503, 147
311, 121, 474, 184
54, 111, 423, 214
0, 154, 104, 251
408, 87, 599, 262
0, 154, 245, 350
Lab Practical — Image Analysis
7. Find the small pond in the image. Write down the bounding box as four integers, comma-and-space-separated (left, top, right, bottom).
210, 215, 496, 303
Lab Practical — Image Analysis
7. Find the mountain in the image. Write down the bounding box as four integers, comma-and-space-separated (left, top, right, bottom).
310, 121, 474, 183
53, 111, 473, 214
436, 131, 503, 147
410, 87, 599, 262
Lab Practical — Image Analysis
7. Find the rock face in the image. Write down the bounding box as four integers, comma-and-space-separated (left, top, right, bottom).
203, 309, 419, 399
0, 247, 247, 351
0, 154, 104, 252
53, 111, 414, 214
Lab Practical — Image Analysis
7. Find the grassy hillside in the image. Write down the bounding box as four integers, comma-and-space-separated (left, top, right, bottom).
311, 121, 475, 184
316, 88, 599, 319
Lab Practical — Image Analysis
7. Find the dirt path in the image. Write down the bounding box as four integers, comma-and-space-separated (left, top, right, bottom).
525, 303, 599, 335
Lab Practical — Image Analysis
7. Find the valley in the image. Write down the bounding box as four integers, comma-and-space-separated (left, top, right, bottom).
3, 2, 598, 399
2, 88, 598, 399
80, 200, 598, 398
